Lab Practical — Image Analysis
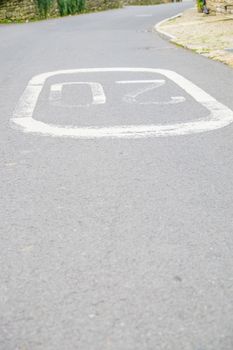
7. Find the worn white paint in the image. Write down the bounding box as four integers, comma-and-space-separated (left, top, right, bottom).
11, 67, 233, 139
116, 79, 185, 105
50, 81, 106, 107
136, 14, 153, 17
142, 96, 185, 105
116, 80, 165, 84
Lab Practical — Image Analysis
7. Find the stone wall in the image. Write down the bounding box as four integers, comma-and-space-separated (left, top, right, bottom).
87, 0, 122, 11
0, 0, 36, 20
125, 0, 170, 4
0, 0, 122, 21
207, 0, 233, 13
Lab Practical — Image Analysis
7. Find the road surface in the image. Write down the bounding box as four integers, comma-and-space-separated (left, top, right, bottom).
1, 2, 233, 349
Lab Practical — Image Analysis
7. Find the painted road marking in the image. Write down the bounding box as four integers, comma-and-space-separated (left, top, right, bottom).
116, 79, 185, 105
11, 68, 233, 139
136, 14, 153, 17
49, 81, 106, 107
116, 80, 165, 84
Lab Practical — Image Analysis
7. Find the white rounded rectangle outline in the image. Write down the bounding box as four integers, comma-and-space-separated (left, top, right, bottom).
11, 67, 233, 139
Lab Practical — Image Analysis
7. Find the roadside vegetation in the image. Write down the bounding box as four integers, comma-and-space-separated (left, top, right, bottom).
57, 0, 86, 16
37, 0, 86, 17
0, 0, 173, 23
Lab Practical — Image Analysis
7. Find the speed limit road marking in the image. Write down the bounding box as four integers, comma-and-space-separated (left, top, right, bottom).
11, 67, 233, 139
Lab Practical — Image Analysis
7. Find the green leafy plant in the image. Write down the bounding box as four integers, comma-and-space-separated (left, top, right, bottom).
66, 0, 77, 14
36, 0, 52, 17
78, 0, 85, 12
196, 0, 204, 12
57, 0, 66, 15
57, 0, 86, 16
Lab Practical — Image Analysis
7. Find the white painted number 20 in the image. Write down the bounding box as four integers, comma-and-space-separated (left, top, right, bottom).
11, 68, 233, 139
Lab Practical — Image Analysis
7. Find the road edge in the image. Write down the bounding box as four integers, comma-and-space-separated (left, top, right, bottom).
154, 12, 182, 40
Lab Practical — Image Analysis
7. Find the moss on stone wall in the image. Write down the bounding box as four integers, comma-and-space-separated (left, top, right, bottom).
0, 0, 122, 21
0, 0, 174, 21
0, 0, 38, 21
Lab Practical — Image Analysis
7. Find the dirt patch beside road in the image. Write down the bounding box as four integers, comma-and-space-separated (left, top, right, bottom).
157, 8, 233, 67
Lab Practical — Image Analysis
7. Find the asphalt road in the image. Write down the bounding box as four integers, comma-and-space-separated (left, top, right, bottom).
1, 2, 233, 349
